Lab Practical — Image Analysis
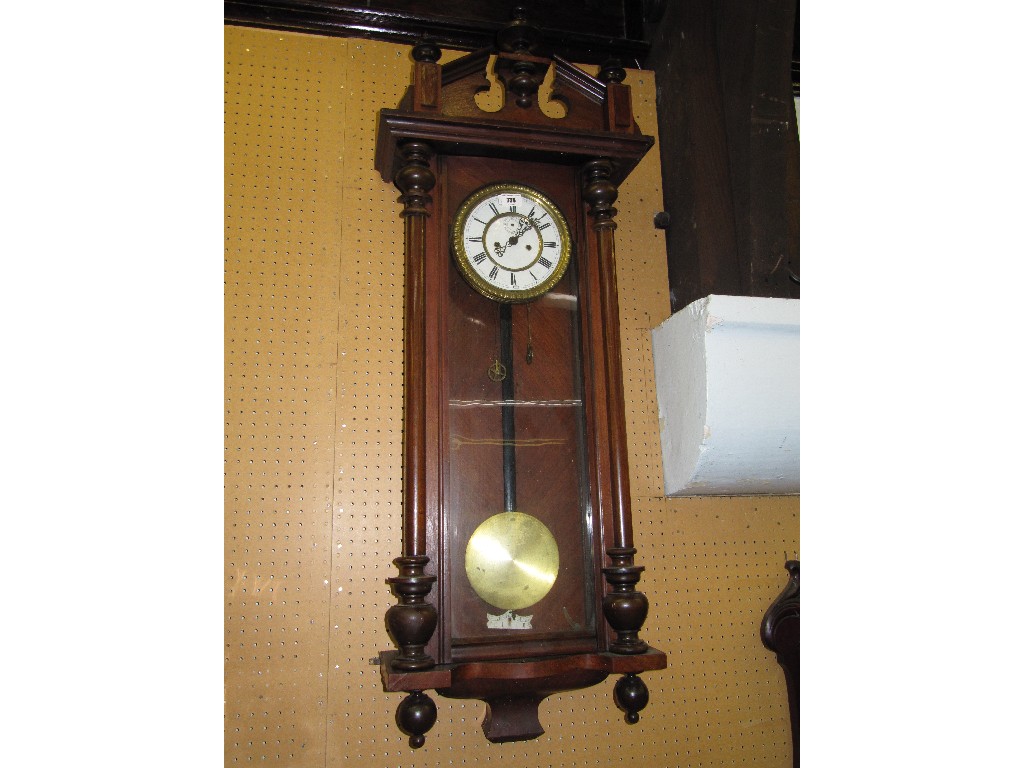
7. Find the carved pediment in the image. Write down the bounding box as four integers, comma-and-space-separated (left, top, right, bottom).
377, 12, 654, 189
397, 14, 640, 135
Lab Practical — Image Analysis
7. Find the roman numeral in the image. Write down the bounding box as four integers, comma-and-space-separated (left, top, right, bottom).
488, 265, 499, 280
537, 222, 551, 230
538, 256, 553, 269
467, 236, 483, 243
488, 202, 500, 216
473, 252, 487, 264
543, 241, 556, 248
509, 273, 517, 287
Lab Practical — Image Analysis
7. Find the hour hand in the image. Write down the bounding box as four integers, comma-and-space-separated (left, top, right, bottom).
503, 217, 531, 249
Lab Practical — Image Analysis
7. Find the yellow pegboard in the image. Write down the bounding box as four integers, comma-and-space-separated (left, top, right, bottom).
225, 26, 798, 767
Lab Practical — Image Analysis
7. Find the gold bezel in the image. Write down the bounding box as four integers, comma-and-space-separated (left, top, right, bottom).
450, 182, 573, 303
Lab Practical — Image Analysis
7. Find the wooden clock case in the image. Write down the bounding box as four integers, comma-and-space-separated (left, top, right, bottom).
374, 13, 666, 746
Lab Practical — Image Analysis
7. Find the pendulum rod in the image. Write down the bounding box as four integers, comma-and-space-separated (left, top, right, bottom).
499, 302, 517, 513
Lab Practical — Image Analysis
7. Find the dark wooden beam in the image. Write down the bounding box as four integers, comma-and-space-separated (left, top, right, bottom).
224, 0, 651, 67
746, 0, 800, 296
645, 0, 743, 309
645, 0, 799, 311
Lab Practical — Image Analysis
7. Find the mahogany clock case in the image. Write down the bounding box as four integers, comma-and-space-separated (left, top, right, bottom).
431, 154, 605, 665
375, 31, 668, 743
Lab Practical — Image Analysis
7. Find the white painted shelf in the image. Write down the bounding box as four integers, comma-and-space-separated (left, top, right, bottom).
651, 294, 799, 496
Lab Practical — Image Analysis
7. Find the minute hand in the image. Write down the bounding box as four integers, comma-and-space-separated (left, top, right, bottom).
494, 218, 532, 259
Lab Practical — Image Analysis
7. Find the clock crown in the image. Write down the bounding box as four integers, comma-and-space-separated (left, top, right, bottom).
382, 9, 649, 157
496, 6, 542, 56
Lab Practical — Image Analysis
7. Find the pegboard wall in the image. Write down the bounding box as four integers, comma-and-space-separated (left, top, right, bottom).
225, 26, 799, 767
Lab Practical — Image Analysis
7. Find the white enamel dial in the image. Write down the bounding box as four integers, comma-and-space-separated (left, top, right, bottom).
451, 183, 572, 303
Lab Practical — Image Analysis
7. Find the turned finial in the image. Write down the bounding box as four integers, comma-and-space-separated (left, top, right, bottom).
496, 6, 541, 54
598, 58, 627, 85
411, 40, 441, 63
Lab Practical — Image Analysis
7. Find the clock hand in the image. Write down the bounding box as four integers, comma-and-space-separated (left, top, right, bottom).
509, 217, 532, 245
495, 216, 532, 259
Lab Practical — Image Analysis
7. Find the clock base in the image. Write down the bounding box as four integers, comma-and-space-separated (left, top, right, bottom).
379, 647, 667, 743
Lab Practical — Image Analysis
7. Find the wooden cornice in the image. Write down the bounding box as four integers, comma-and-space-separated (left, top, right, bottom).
224, 0, 651, 67
376, 109, 653, 187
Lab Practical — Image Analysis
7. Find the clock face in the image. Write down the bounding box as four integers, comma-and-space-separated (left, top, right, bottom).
451, 182, 572, 303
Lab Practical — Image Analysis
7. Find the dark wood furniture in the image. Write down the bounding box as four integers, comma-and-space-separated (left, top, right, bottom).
761, 559, 799, 768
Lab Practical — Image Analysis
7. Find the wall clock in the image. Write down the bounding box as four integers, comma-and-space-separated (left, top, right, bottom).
374, 10, 666, 747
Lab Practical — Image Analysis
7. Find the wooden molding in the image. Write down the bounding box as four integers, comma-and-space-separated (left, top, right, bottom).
224, 0, 651, 66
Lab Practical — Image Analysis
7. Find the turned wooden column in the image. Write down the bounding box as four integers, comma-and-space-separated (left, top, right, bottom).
582, 158, 650, 656
384, 139, 438, 673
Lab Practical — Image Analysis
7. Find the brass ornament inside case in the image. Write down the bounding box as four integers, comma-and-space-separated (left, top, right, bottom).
450, 181, 573, 303
464, 511, 559, 611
